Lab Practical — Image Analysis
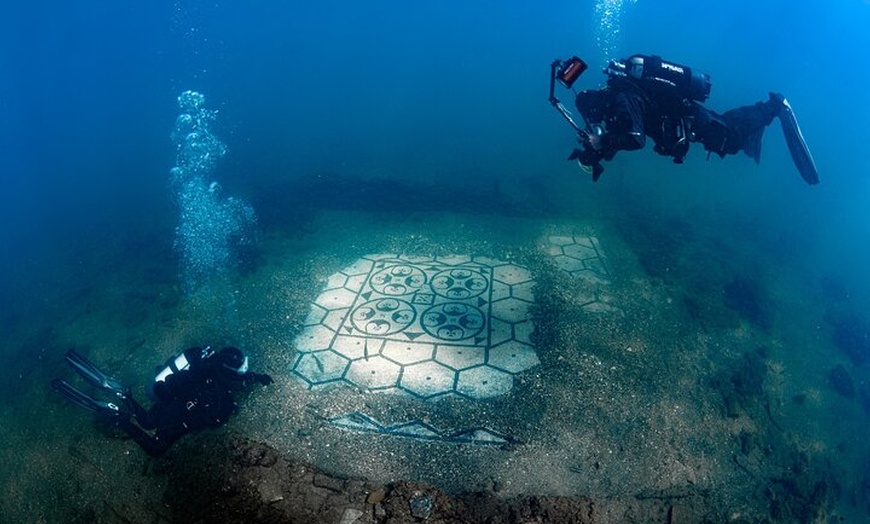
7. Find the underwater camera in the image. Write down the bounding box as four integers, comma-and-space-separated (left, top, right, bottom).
555, 56, 588, 89
548, 56, 589, 135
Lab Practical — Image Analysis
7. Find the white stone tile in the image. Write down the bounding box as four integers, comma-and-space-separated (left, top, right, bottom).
302, 304, 327, 326
514, 320, 534, 345
326, 272, 348, 290
342, 258, 374, 276
322, 308, 350, 332
563, 243, 598, 260
400, 361, 456, 398
488, 340, 540, 374
294, 325, 335, 352
315, 288, 358, 309
491, 297, 531, 323
293, 350, 349, 384
456, 367, 513, 399
332, 335, 379, 360
511, 281, 535, 303
548, 235, 574, 246
493, 264, 532, 285
381, 340, 435, 365
345, 356, 402, 389
435, 345, 486, 370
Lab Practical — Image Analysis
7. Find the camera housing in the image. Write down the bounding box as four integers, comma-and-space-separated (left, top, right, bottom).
556, 56, 588, 89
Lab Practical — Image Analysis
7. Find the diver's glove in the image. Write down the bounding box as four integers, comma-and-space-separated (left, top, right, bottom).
568, 147, 605, 182
582, 125, 605, 151
254, 373, 274, 386
568, 146, 599, 165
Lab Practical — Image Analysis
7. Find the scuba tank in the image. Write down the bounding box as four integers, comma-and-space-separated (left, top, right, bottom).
154, 346, 215, 383
148, 346, 215, 401
606, 54, 712, 103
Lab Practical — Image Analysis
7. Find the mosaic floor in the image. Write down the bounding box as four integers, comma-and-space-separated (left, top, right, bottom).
545, 235, 609, 282
544, 235, 620, 314
292, 239, 617, 444
292, 255, 538, 400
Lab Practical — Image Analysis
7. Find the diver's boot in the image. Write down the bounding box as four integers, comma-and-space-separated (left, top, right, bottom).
767, 92, 787, 117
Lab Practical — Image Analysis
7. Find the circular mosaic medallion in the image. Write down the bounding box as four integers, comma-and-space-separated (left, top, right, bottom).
430, 269, 488, 300
351, 298, 416, 335
370, 265, 427, 296
421, 302, 485, 341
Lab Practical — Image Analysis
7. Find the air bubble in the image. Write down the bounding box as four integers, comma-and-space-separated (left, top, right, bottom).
593, 0, 638, 59
169, 91, 256, 294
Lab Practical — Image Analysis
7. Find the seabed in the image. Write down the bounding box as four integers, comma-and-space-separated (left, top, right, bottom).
1, 208, 864, 522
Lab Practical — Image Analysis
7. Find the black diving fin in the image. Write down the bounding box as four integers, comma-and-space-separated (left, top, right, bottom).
772, 93, 820, 185
65, 349, 130, 399
51, 379, 122, 417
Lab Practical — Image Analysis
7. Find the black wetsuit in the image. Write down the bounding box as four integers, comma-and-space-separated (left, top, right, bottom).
117, 348, 272, 456
572, 60, 781, 172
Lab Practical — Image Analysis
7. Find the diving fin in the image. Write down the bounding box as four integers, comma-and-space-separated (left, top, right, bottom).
51, 379, 122, 418
65, 349, 130, 399
771, 93, 820, 185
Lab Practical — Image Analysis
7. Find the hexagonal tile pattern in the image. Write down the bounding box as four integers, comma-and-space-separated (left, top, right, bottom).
292, 254, 539, 399
543, 235, 621, 314
546, 235, 609, 281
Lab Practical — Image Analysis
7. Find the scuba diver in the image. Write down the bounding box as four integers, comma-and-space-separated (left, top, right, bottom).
52, 347, 273, 456
548, 53, 820, 184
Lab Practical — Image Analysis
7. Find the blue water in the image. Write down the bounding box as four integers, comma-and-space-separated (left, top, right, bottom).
3, 0, 870, 520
